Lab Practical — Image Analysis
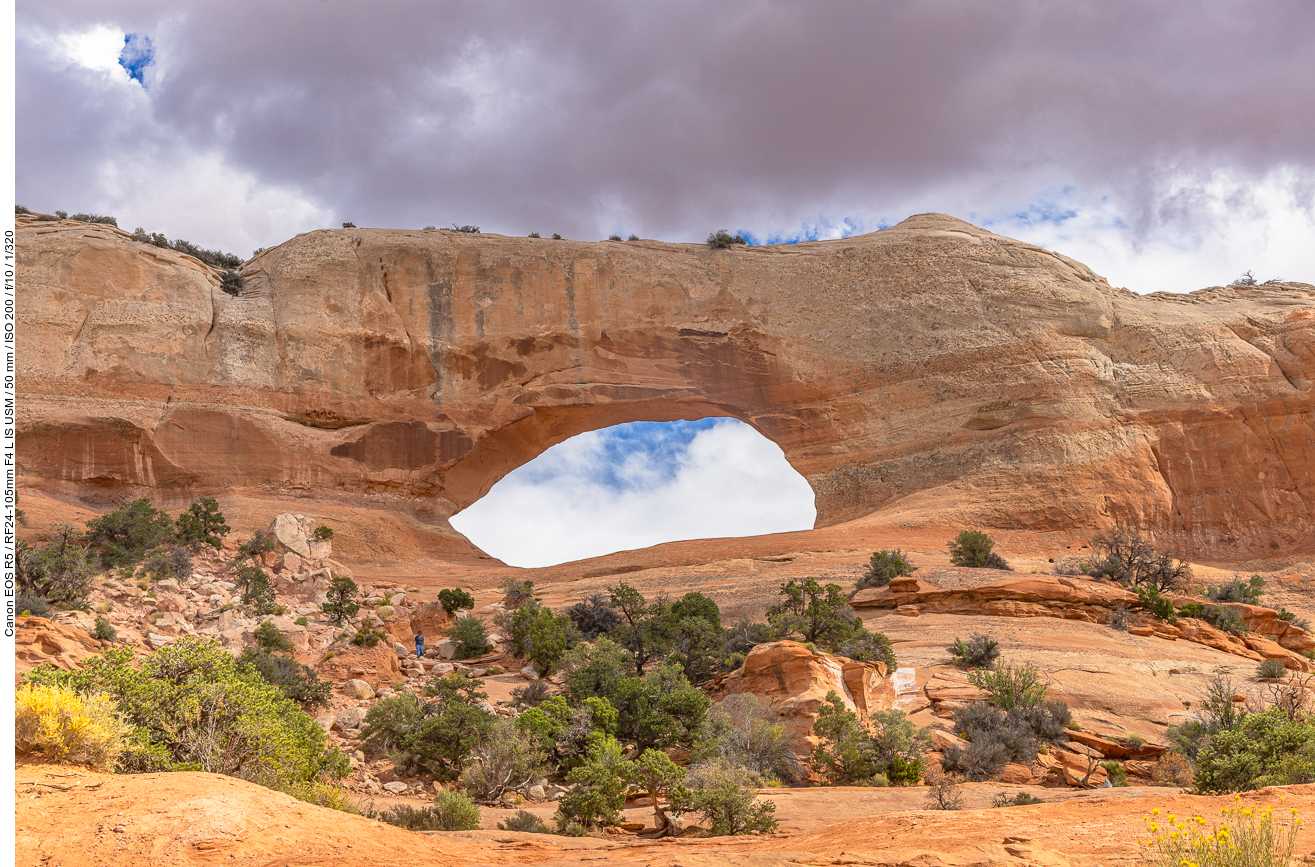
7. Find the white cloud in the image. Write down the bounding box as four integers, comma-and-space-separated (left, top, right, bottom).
450, 420, 817, 567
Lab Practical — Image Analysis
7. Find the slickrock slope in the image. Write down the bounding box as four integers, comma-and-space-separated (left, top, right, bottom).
17, 213, 1315, 558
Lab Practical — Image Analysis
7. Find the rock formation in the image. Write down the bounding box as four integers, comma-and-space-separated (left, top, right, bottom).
16, 213, 1315, 558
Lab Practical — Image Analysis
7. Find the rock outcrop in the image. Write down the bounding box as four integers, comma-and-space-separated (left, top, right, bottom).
16, 213, 1315, 557
714, 640, 889, 749
13, 617, 111, 674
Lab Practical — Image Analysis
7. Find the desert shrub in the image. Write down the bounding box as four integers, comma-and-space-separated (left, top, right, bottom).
143, 545, 193, 583
1135, 584, 1178, 623
555, 737, 633, 830
16, 590, 51, 617
384, 790, 481, 831
1230, 270, 1259, 286
176, 497, 230, 549
1277, 609, 1311, 630
1140, 800, 1300, 867
766, 577, 857, 648
564, 593, 622, 639
516, 695, 618, 773
17, 529, 94, 609
948, 634, 1000, 669
968, 661, 1047, 710
809, 691, 928, 785
562, 638, 636, 704
84, 499, 175, 569
527, 231, 541, 239
254, 621, 294, 654
1088, 526, 1190, 591
1177, 602, 1246, 634
1195, 708, 1315, 792
667, 608, 724, 685
15, 683, 130, 770
1150, 752, 1194, 787
696, 693, 802, 783
238, 566, 280, 616
943, 699, 1070, 781
511, 679, 551, 708
607, 234, 623, 241
551, 233, 562, 240
1100, 760, 1129, 786
24, 638, 347, 786
605, 582, 673, 675
1208, 574, 1265, 605
526, 608, 580, 676
15, 204, 30, 214
341, 222, 356, 229
1257, 658, 1288, 680
240, 650, 331, 708
632, 748, 687, 833
312, 525, 333, 540
858, 549, 914, 590
294, 616, 308, 627
948, 530, 1010, 570
92, 617, 117, 642
448, 616, 491, 659
69, 213, 118, 226
627, 233, 639, 241
219, 270, 244, 294
706, 229, 747, 249
237, 530, 275, 559
460, 718, 547, 803
672, 760, 778, 835
498, 809, 548, 832
452, 224, 480, 233
609, 663, 711, 751
360, 675, 494, 780
321, 574, 360, 625
922, 769, 963, 810
352, 627, 386, 647
1108, 605, 1131, 631
438, 587, 475, 616
992, 791, 1044, 807
1166, 674, 1248, 761
721, 619, 777, 660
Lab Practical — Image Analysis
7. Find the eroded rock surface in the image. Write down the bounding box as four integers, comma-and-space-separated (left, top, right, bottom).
16, 213, 1315, 558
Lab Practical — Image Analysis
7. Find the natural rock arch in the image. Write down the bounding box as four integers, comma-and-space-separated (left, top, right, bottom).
16, 212, 1315, 558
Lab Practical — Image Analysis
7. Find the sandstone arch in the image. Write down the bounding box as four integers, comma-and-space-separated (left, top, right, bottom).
16, 212, 1315, 558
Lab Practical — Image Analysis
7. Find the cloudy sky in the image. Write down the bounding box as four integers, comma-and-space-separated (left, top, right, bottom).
16, 2, 1315, 564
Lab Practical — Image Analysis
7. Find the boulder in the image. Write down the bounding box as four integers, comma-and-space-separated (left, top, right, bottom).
342, 679, 376, 700
333, 706, 368, 731
382, 782, 409, 795
714, 641, 889, 751
267, 514, 321, 558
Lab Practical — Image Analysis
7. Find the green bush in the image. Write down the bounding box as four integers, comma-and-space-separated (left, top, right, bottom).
15, 683, 130, 770
858, 549, 914, 590
941, 700, 1070, 781
448, 616, 491, 659
1135, 584, 1178, 624
1277, 609, 1311, 630
84, 499, 175, 569
562, 638, 635, 704
949, 634, 1000, 669
948, 530, 1010, 570
706, 229, 747, 249
551, 233, 562, 240
176, 497, 230, 550
1101, 760, 1128, 786
672, 760, 778, 835
438, 587, 475, 616
606, 583, 671, 674
352, 627, 386, 647
237, 531, 275, 559
254, 621, 294, 654
609, 663, 711, 752
563, 593, 622, 639
968, 661, 1047, 710
24, 638, 347, 787
1195, 708, 1315, 792
239, 650, 331, 708
555, 737, 633, 830
361, 675, 493, 780
498, 809, 548, 832
341, 222, 356, 229
16, 590, 52, 617
312, 525, 334, 541
992, 791, 1045, 807
1208, 574, 1265, 605
237, 566, 280, 616
16, 529, 94, 609
1256, 658, 1288, 680
515, 695, 618, 774
607, 234, 623, 241
92, 617, 117, 642
321, 574, 360, 625
295, 616, 308, 627
526, 607, 579, 675
452, 224, 480, 234
808, 692, 929, 785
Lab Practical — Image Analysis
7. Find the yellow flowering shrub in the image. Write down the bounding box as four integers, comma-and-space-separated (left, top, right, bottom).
1141, 798, 1300, 867
15, 683, 129, 771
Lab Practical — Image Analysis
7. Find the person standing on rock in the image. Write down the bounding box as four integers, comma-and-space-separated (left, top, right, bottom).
415, 632, 425, 658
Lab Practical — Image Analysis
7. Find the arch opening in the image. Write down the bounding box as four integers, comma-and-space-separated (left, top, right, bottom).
449, 418, 817, 567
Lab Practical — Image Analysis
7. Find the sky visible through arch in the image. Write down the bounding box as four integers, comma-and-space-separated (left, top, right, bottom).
449, 419, 817, 568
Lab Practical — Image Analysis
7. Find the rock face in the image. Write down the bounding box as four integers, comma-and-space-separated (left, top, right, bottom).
714, 640, 888, 749
16, 214, 1315, 557
13, 617, 110, 674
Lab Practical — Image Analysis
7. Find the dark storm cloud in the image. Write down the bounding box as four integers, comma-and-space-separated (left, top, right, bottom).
17, 1, 1315, 259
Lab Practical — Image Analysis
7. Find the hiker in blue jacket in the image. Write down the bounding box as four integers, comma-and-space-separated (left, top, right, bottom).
415, 633, 425, 658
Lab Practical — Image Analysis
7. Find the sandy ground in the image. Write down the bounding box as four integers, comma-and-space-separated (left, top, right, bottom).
17, 762, 1315, 867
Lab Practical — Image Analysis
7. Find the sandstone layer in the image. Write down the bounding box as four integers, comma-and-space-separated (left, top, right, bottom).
16, 213, 1315, 558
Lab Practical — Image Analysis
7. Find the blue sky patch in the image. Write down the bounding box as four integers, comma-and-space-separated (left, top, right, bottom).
119, 33, 154, 85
